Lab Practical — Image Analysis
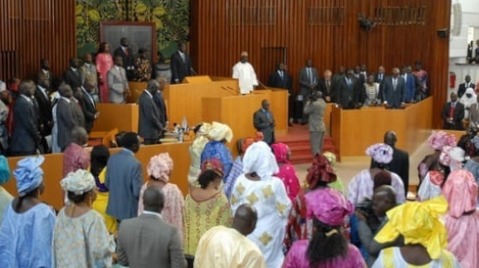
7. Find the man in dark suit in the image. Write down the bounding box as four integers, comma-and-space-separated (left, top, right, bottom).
457, 74, 475, 98
382, 67, 406, 109
299, 59, 319, 124
139, 80, 163, 145
253, 99, 275, 145
442, 92, 465, 130
318, 69, 334, 103
170, 42, 193, 84
401, 66, 417, 103
114, 37, 135, 80
335, 69, 363, 109
80, 79, 99, 133
374, 65, 386, 84
56, 83, 78, 151
35, 75, 53, 153
268, 62, 293, 126
63, 58, 83, 92
154, 77, 168, 128
106, 132, 143, 221
117, 186, 186, 267
10, 81, 41, 156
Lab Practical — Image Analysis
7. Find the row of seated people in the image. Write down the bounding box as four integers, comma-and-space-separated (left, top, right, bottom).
0, 121, 476, 267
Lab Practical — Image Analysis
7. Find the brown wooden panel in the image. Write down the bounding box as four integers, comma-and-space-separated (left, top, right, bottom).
191, 0, 450, 128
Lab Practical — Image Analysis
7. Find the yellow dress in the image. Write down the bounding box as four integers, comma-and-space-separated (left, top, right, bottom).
92, 168, 118, 233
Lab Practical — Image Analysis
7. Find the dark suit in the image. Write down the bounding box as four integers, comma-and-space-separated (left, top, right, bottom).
441, 101, 465, 130
374, 72, 386, 101
318, 79, 334, 102
71, 98, 85, 129
34, 87, 52, 136
402, 74, 416, 103
253, 108, 275, 145
382, 77, 406, 108
457, 82, 475, 98
114, 46, 135, 78
268, 70, 293, 119
63, 68, 83, 90
10, 95, 41, 155
335, 76, 363, 109
56, 97, 78, 151
138, 91, 163, 144
299, 67, 319, 98
117, 213, 186, 268
80, 87, 97, 133
154, 91, 167, 128
170, 50, 192, 83
105, 149, 143, 220
370, 147, 409, 196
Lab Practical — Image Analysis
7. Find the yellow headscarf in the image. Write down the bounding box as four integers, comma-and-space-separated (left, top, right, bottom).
374, 196, 448, 259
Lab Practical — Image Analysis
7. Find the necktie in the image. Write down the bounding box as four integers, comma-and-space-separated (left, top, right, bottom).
280, 71, 283, 79
379, 73, 382, 81
124, 48, 129, 57
393, 79, 397, 90
308, 68, 313, 84
450, 102, 455, 118
326, 80, 330, 93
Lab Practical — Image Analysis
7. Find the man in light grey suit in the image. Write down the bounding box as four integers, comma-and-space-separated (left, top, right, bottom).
117, 186, 186, 268
469, 95, 479, 127
105, 132, 143, 221
139, 80, 163, 145
56, 83, 78, 151
382, 67, 406, 109
303, 91, 326, 155
253, 99, 275, 145
107, 56, 130, 104
299, 59, 319, 124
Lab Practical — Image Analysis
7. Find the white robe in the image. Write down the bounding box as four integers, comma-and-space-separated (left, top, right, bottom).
232, 62, 258, 94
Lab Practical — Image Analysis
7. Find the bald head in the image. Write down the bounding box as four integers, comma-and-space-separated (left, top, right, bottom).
384, 131, 397, 147
143, 186, 165, 213
232, 204, 258, 236
146, 79, 160, 94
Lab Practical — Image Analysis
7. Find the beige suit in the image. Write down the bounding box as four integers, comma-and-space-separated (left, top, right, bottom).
469, 103, 479, 126
117, 213, 186, 268
303, 98, 326, 155
107, 66, 129, 104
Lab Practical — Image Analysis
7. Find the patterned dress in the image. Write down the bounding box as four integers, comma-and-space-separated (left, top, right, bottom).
133, 57, 152, 82
184, 192, 232, 255
373, 247, 460, 268
230, 174, 292, 268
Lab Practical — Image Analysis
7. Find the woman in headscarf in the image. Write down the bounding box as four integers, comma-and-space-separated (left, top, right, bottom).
460, 87, 477, 119
184, 158, 232, 256
200, 121, 234, 179
0, 155, 12, 224
224, 137, 255, 199
271, 142, 301, 201
463, 134, 479, 185
230, 141, 292, 268
283, 188, 366, 268
348, 143, 405, 205
323, 151, 346, 194
442, 169, 479, 267
372, 197, 460, 267
0, 156, 56, 268
285, 153, 340, 250
417, 146, 463, 201
138, 152, 184, 238
90, 145, 117, 233
188, 123, 211, 187
418, 130, 456, 182
53, 169, 115, 267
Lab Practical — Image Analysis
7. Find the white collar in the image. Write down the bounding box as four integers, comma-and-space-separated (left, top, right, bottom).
37, 85, 47, 92
71, 67, 77, 72
21, 94, 32, 102
142, 210, 162, 219
42, 69, 49, 74
121, 46, 128, 50
144, 90, 153, 98
61, 96, 71, 103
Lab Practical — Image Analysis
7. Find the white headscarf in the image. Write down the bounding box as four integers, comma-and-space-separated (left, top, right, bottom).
242, 141, 279, 179
60, 169, 96, 195
207, 122, 233, 142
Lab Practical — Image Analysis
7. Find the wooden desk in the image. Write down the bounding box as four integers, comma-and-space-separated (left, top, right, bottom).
91, 104, 139, 133
331, 97, 433, 157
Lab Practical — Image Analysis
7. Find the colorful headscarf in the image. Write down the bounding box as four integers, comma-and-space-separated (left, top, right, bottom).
61, 169, 96, 195
201, 158, 224, 178
0, 156, 11, 185
271, 143, 290, 164
242, 141, 279, 179
374, 196, 449, 259
306, 154, 337, 189
147, 153, 174, 182
323, 151, 337, 167
305, 187, 353, 226
13, 156, 45, 196
207, 122, 233, 142
439, 146, 464, 170
442, 169, 478, 219
366, 143, 393, 164
427, 130, 456, 151
197, 122, 212, 136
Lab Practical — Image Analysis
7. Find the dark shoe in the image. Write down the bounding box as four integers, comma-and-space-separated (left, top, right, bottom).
288, 122, 293, 127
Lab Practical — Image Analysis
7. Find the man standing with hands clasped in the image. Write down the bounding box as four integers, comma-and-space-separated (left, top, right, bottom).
253, 99, 275, 145
303, 91, 326, 155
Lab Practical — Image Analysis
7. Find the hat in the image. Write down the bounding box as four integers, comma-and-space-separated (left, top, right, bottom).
0, 156, 10, 185
374, 196, 448, 259
197, 123, 212, 136
147, 153, 174, 182
306, 154, 337, 189
13, 156, 45, 196
240, 51, 248, 57
366, 143, 393, 164
242, 141, 279, 179
61, 169, 96, 195
201, 158, 224, 178
442, 169, 478, 219
427, 131, 456, 151
305, 188, 353, 226
323, 151, 337, 167
207, 122, 233, 143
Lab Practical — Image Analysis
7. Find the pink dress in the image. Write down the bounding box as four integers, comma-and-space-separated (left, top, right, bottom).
137, 182, 185, 240
95, 53, 113, 103
272, 143, 301, 201
283, 240, 366, 268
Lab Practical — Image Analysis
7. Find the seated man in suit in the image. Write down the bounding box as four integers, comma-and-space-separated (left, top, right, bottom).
139, 80, 163, 145
335, 68, 364, 109
63, 58, 83, 92
253, 99, 275, 145
117, 186, 186, 268
80, 78, 99, 133
107, 56, 130, 104
457, 74, 475, 98
442, 92, 465, 130
268, 62, 293, 126
382, 67, 406, 109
